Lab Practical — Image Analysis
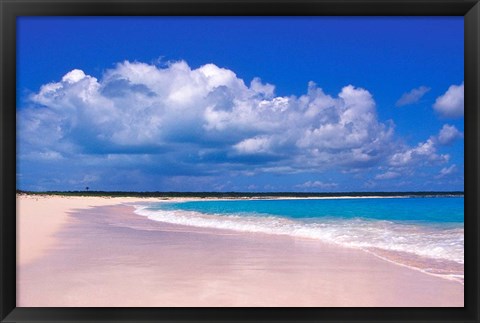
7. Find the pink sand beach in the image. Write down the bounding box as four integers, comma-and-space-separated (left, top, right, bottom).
16, 194, 463, 307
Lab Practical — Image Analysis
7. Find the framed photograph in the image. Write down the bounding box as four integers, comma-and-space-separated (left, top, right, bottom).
1, 0, 479, 322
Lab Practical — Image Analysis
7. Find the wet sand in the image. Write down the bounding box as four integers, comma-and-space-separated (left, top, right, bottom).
17, 195, 464, 307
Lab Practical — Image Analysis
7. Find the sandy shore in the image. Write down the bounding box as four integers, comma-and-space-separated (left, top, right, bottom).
17, 194, 162, 265
17, 195, 464, 307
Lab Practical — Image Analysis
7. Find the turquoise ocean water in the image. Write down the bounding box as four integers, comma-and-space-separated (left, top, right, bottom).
134, 196, 464, 283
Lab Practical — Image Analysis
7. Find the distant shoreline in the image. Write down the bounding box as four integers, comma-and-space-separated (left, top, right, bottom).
16, 190, 464, 199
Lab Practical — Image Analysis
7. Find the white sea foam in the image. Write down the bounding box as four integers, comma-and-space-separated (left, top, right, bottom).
133, 205, 464, 265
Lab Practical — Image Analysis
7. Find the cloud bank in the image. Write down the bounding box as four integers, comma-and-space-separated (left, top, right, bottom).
18, 60, 462, 191
20, 61, 395, 168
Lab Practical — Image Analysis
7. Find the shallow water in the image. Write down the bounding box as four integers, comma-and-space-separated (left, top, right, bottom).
134, 197, 464, 283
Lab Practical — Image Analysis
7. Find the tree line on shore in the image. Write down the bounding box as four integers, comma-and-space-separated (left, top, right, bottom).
16, 189, 464, 198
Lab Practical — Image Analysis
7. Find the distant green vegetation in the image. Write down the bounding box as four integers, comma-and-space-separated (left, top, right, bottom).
16, 190, 464, 198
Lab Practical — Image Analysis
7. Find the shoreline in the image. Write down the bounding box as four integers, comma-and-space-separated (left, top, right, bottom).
131, 199, 464, 285
17, 194, 464, 307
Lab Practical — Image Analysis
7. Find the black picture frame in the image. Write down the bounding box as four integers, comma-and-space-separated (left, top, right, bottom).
1, 0, 479, 322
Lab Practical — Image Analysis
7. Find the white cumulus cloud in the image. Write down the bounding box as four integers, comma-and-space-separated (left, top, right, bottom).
19, 60, 398, 177
389, 138, 449, 167
234, 136, 273, 155
437, 124, 463, 145
433, 82, 464, 118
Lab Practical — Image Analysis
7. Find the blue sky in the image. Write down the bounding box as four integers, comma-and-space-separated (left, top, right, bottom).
16, 17, 464, 192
